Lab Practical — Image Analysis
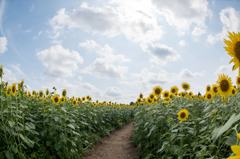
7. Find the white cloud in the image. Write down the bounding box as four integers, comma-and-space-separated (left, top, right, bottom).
81, 40, 129, 78
192, 26, 206, 37
179, 40, 186, 46
152, 0, 211, 35
3, 68, 17, 83
29, 5, 35, 12
179, 68, 204, 78
141, 42, 180, 65
49, 2, 163, 43
0, 36, 7, 53
207, 7, 240, 44
105, 87, 122, 97
0, 0, 5, 33
36, 45, 83, 78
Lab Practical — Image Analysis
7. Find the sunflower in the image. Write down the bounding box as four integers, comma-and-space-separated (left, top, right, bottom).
181, 82, 190, 91
231, 88, 237, 96
6, 86, 11, 97
62, 89, 67, 97
39, 90, 44, 99
212, 84, 218, 95
153, 86, 162, 97
170, 86, 179, 95
137, 97, 142, 103
86, 95, 91, 100
179, 91, 186, 98
82, 97, 86, 102
32, 90, 36, 97
188, 91, 193, 97
77, 97, 81, 102
52, 94, 60, 104
0, 65, 3, 78
60, 97, 65, 103
72, 99, 77, 107
46, 88, 49, 96
11, 83, 17, 96
217, 74, 233, 97
206, 85, 211, 92
224, 32, 240, 74
236, 76, 240, 86
149, 93, 155, 100
177, 109, 189, 122
27, 91, 31, 98
146, 97, 153, 104
162, 90, 170, 99
205, 91, 213, 101
139, 93, 143, 98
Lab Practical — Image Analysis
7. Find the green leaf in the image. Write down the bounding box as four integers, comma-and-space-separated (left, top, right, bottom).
146, 125, 156, 138
212, 113, 240, 141
5, 151, 14, 159
19, 134, 35, 148
8, 121, 15, 128
67, 124, 75, 130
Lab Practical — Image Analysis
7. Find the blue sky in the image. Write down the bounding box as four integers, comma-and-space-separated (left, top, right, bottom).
0, 0, 240, 103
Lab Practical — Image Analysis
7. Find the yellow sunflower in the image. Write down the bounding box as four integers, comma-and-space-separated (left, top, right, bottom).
146, 97, 153, 105
46, 88, 49, 95
224, 32, 240, 74
236, 76, 240, 86
149, 93, 155, 100
136, 97, 142, 103
0, 65, 3, 78
72, 99, 77, 107
60, 97, 65, 103
205, 91, 213, 101
188, 91, 193, 97
162, 90, 170, 99
6, 86, 11, 97
62, 89, 67, 97
231, 87, 237, 96
11, 83, 17, 96
153, 86, 162, 97
206, 85, 211, 92
177, 109, 189, 122
39, 90, 44, 99
139, 93, 143, 98
82, 96, 86, 102
227, 133, 240, 159
212, 84, 218, 95
181, 82, 190, 91
27, 91, 31, 98
217, 74, 233, 97
52, 94, 60, 105
170, 86, 179, 95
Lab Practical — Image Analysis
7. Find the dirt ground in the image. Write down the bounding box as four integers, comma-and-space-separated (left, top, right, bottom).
83, 122, 137, 159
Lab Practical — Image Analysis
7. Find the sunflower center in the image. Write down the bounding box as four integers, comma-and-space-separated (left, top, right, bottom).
234, 41, 240, 60
207, 94, 212, 99
232, 89, 236, 94
207, 87, 210, 91
180, 112, 186, 119
54, 97, 59, 103
7, 88, 11, 94
220, 79, 229, 92
150, 95, 154, 99
183, 84, 188, 89
155, 88, 161, 95
12, 86, 16, 93
171, 89, 176, 93
213, 87, 218, 93
148, 99, 152, 103
238, 78, 240, 84
164, 93, 169, 97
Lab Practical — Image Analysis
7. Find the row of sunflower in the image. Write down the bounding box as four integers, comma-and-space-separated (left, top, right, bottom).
0, 66, 134, 159
133, 32, 240, 159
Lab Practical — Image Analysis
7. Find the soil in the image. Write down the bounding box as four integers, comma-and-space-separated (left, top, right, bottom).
83, 122, 137, 159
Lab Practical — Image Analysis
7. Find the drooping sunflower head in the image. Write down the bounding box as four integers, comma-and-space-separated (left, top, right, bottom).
11, 83, 17, 96
52, 94, 60, 104
181, 82, 190, 91
162, 90, 170, 99
206, 85, 211, 92
217, 74, 233, 97
6, 86, 11, 97
153, 86, 162, 96
170, 86, 179, 95
205, 91, 213, 101
62, 89, 67, 97
139, 93, 143, 98
236, 76, 240, 86
177, 109, 189, 122
231, 88, 237, 96
224, 32, 240, 71
32, 90, 36, 97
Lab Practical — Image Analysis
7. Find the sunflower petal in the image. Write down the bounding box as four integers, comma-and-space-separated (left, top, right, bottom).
230, 58, 238, 64
231, 145, 240, 155
237, 133, 240, 139
226, 156, 240, 159
233, 64, 239, 71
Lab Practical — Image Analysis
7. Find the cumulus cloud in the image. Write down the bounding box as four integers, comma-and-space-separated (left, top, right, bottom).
105, 87, 122, 97
152, 0, 211, 35
49, 2, 163, 42
179, 68, 204, 78
207, 7, 240, 44
0, 37, 7, 53
80, 40, 129, 78
36, 45, 83, 78
179, 40, 186, 46
141, 42, 180, 65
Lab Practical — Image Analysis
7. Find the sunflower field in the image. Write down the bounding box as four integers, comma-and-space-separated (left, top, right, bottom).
0, 67, 134, 158
133, 31, 240, 159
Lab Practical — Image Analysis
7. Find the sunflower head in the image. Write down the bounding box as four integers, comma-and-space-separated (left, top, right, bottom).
72, 100, 77, 107
236, 76, 240, 86
162, 90, 170, 99
181, 82, 190, 91
170, 86, 179, 95
224, 32, 240, 71
137, 97, 142, 103
217, 74, 233, 97
62, 89, 67, 97
0, 65, 3, 78
52, 94, 60, 104
177, 109, 189, 122
146, 97, 153, 105
205, 91, 213, 101
11, 83, 17, 96
60, 97, 65, 103
39, 90, 44, 99
231, 88, 237, 96
139, 93, 143, 98
82, 96, 86, 102
212, 84, 218, 95
153, 86, 162, 96
206, 85, 211, 92
149, 93, 155, 100
6, 86, 11, 97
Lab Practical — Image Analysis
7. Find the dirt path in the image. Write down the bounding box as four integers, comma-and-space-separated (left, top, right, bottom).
83, 122, 137, 159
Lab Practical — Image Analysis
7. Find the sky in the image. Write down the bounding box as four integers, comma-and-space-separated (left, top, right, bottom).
0, 0, 240, 104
